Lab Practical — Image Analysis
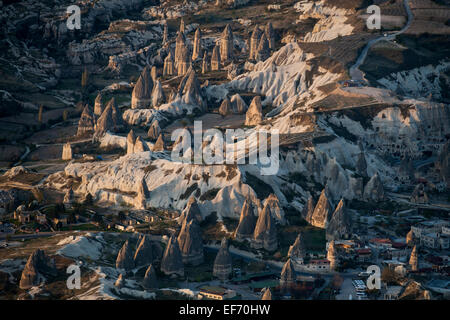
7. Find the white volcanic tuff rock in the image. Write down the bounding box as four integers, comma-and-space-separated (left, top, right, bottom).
127, 129, 137, 155
192, 28, 203, 61
58, 152, 260, 220
99, 132, 154, 151
377, 61, 450, 101
226, 42, 340, 117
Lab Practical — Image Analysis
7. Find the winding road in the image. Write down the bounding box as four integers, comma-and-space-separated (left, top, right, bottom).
350, 0, 414, 81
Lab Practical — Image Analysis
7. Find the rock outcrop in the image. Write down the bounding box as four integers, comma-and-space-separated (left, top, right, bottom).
363, 173, 384, 202
244, 96, 263, 126
435, 140, 450, 185
288, 232, 306, 261
143, 264, 158, 289
192, 28, 202, 61
308, 188, 333, 229
220, 24, 233, 63
115, 273, 125, 288
234, 198, 257, 241
177, 67, 205, 109
230, 94, 247, 114
255, 32, 270, 61
253, 203, 277, 251
202, 52, 209, 73
406, 229, 414, 246
161, 235, 184, 277
409, 245, 418, 271
265, 22, 275, 50
77, 105, 95, 136
95, 98, 124, 138
355, 151, 368, 177
134, 235, 154, 268
147, 120, 161, 141
136, 178, 150, 209
127, 129, 136, 155
62, 143, 73, 160
213, 238, 232, 280
179, 196, 203, 224
219, 97, 232, 116
177, 219, 204, 265
19, 249, 56, 289
280, 258, 296, 285
163, 51, 175, 76
177, 45, 191, 76
151, 80, 166, 107
116, 240, 135, 271
132, 66, 153, 109
261, 287, 272, 300
152, 134, 165, 152
94, 92, 104, 116
64, 188, 75, 204
211, 44, 221, 71
249, 26, 262, 61
303, 196, 316, 222
326, 199, 351, 241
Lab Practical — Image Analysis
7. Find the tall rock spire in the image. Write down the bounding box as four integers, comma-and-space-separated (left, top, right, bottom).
192, 28, 202, 61
327, 240, 338, 271
288, 232, 306, 261
161, 235, 184, 277
308, 188, 333, 229
127, 129, 136, 155
94, 91, 104, 116
77, 105, 95, 136
177, 219, 204, 265
326, 199, 351, 241
211, 44, 221, 71
143, 264, 158, 289
220, 24, 233, 63
409, 245, 419, 271
234, 198, 257, 241
264, 22, 275, 50
280, 258, 296, 286
202, 51, 209, 73
249, 26, 262, 60
253, 203, 278, 251
116, 240, 135, 271
244, 96, 263, 126
132, 66, 153, 109
213, 238, 232, 280
163, 51, 175, 76
134, 235, 154, 268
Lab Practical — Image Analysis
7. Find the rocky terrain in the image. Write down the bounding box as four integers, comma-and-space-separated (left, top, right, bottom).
0, 0, 449, 301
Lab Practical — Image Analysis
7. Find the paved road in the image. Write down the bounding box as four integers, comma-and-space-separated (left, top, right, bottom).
350, 0, 414, 81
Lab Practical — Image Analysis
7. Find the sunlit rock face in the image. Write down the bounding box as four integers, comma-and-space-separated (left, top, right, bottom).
19, 249, 56, 289
132, 66, 153, 109
177, 218, 204, 266
77, 105, 95, 136
220, 24, 233, 64
245, 96, 263, 126
213, 238, 232, 280
252, 203, 277, 252
161, 236, 184, 277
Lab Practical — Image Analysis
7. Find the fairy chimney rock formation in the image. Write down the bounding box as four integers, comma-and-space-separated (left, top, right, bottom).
136, 178, 150, 209
219, 97, 232, 116
95, 98, 124, 138
234, 198, 257, 241
303, 196, 316, 222
255, 32, 270, 61
177, 45, 191, 76
409, 245, 419, 271
152, 134, 165, 152
62, 143, 73, 160
252, 203, 278, 251
64, 188, 74, 204
261, 288, 272, 300
202, 52, 209, 73
180, 196, 203, 225
143, 264, 158, 289
355, 151, 368, 177
115, 273, 125, 288
249, 26, 262, 60
326, 199, 351, 241
19, 249, 56, 289
134, 235, 154, 267
265, 22, 275, 50
244, 96, 263, 126
213, 238, 232, 280
163, 51, 175, 76
280, 258, 296, 285
77, 105, 95, 136
161, 235, 184, 277
211, 44, 221, 71
177, 219, 204, 265
147, 120, 161, 141
115, 240, 135, 271
127, 129, 136, 155
288, 232, 306, 261
406, 229, 414, 246
308, 188, 333, 229
363, 173, 385, 202
220, 24, 233, 63
151, 80, 166, 107
94, 92, 104, 116
192, 28, 202, 61
132, 66, 153, 109
230, 93, 247, 114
